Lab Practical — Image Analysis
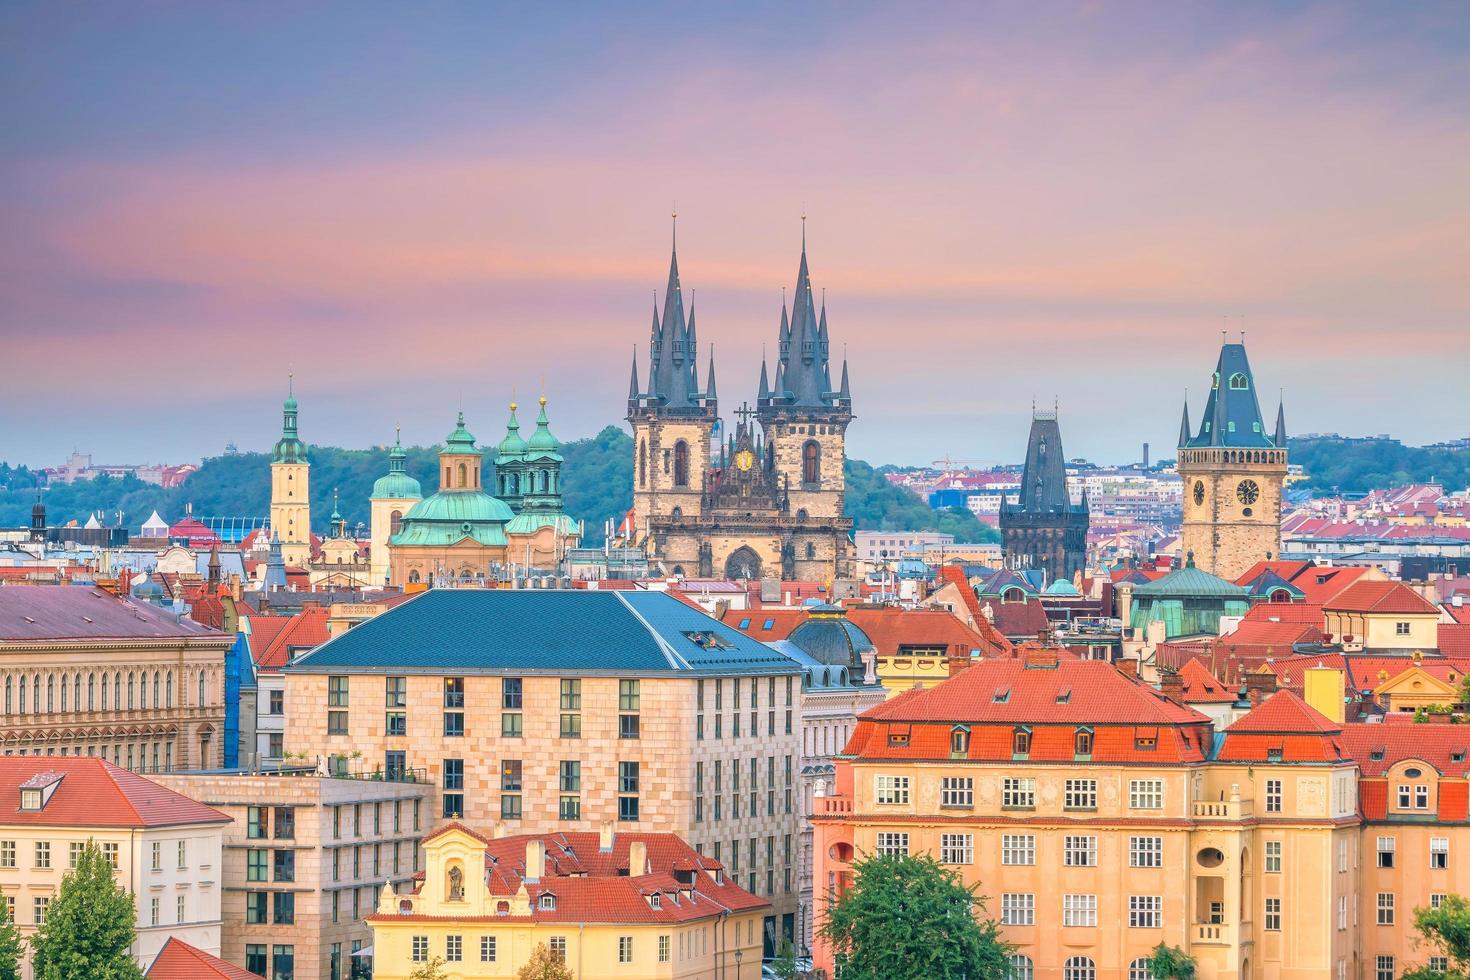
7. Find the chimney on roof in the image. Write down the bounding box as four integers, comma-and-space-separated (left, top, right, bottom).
1159, 668, 1184, 704
628, 840, 648, 876
1117, 658, 1140, 678
492, 821, 507, 840
524, 839, 546, 884
1245, 670, 1279, 708
947, 645, 970, 677
599, 821, 614, 853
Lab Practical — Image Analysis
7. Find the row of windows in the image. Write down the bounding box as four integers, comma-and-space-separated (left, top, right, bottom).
0, 669, 209, 715
693, 756, 796, 823
0, 839, 120, 871
3, 741, 176, 772
329, 841, 421, 884
330, 800, 423, 839
875, 775, 1166, 811
1005, 955, 1157, 980
410, 932, 671, 965
438, 759, 645, 822
1376, 835, 1451, 870
998, 893, 1162, 929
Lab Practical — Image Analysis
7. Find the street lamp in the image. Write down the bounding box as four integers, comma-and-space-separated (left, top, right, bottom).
734, 949, 743, 979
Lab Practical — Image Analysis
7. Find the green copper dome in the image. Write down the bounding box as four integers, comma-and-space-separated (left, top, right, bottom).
272, 379, 308, 464
525, 396, 562, 460
496, 402, 528, 462
390, 489, 513, 547
441, 412, 480, 455
371, 430, 422, 500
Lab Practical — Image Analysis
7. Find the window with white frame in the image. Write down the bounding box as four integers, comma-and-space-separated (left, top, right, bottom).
1129, 836, 1162, 868
1432, 893, 1448, 909
1003, 834, 1036, 866
1338, 838, 1349, 872
1129, 958, 1155, 980
940, 777, 973, 808
940, 833, 973, 866
874, 775, 909, 805
1129, 778, 1164, 809
1007, 954, 1034, 980
1128, 895, 1162, 928
1417, 784, 1431, 809
1376, 955, 1395, 980
875, 832, 909, 857
1064, 955, 1096, 980
1002, 777, 1036, 809
1265, 898, 1282, 930
1338, 895, 1347, 930
1064, 779, 1097, 810
1377, 836, 1396, 868
1000, 893, 1034, 925
1063, 894, 1097, 927
1064, 835, 1097, 867
1265, 840, 1282, 873
1265, 778, 1283, 813
1430, 956, 1449, 973
411, 936, 428, 962
1377, 892, 1395, 925
1432, 837, 1449, 869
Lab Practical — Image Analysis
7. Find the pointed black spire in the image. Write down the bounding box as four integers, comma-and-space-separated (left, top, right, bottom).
758, 358, 770, 403
1178, 397, 1192, 449
640, 218, 700, 410
705, 347, 717, 403
839, 357, 851, 402
1274, 397, 1288, 447
628, 348, 640, 402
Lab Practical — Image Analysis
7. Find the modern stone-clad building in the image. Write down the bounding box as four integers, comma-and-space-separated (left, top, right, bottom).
152, 770, 432, 980
282, 588, 805, 953
0, 586, 232, 769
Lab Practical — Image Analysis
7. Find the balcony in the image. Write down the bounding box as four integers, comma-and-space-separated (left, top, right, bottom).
1192, 798, 1253, 820
1193, 923, 1227, 945
814, 796, 853, 816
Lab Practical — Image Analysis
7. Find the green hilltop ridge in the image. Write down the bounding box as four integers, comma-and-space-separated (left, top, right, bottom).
0, 426, 998, 547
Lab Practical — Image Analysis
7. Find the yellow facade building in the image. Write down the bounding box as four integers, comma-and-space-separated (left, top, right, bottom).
270, 381, 313, 569
369, 823, 768, 980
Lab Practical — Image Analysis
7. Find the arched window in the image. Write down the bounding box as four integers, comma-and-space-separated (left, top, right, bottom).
457, 462, 467, 488
32, 674, 40, 714
1012, 726, 1031, 756
443, 465, 451, 486
805, 542, 815, 559
1229, 372, 1249, 389
638, 440, 647, 488
671, 506, 683, 520
73, 675, 80, 712
18, 676, 25, 716
1007, 955, 1034, 980
89, 674, 96, 711
139, 673, 147, 710
4, 676, 10, 715
128, 673, 135, 710
1075, 728, 1093, 756
60, 674, 68, 713
166, 671, 173, 708
100, 674, 107, 711
408, 569, 421, 584
153, 672, 161, 708
198, 671, 206, 707
951, 726, 970, 756
1128, 959, 1154, 980
1064, 957, 1096, 980
802, 440, 820, 485
47, 675, 54, 713
673, 441, 690, 488
114, 674, 121, 709
390, 510, 404, 535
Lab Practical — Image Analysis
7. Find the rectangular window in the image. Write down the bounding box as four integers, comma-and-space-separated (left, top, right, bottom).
658, 934, 670, 963
272, 946, 293, 980
273, 891, 295, 924
247, 849, 268, 882
618, 936, 633, 963
68, 842, 84, 869
1000, 893, 1035, 926
1063, 894, 1097, 927
1396, 622, 1411, 636
1265, 897, 1282, 931
1130, 836, 1163, 868
444, 711, 464, 737
328, 675, 349, 706
268, 689, 284, 715
1265, 778, 1283, 813
1129, 895, 1163, 929
385, 676, 407, 707
245, 944, 266, 976
411, 936, 429, 962
1064, 835, 1097, 867
1002, 834, 1035, 866
1064, 779, 1097, 810
1002, 777, 1035, 809
0, 842, 13, 869
501, 677, 522, 709
1377, 956, 1395, 980
1129, 778, 1164, 809
32, 896, 48, 925
501, 712, 522, 738
875, 832, 909, 857
274, 849, 295, 882
940, 833, 973, 865
274, 807, 295, 840
247, 806, 269, 839
939, 777, 973, 808
150, 841, 161, 871
1265, 840, 1283, 873
1377, 892, 1395, 925
246, 892, 267, 924
34, 842, 49, 869
1377, 836, 1396, 868
1432, 837, 1449, 869
446, 935, 462, 962
480, 936, 496, 962
560, 712, 581, 739
150, 897, 160, 926
443, 759, 465, 819
619, 761, 640, 821
385, 711, 406, 737
178, 840, 188, 869
549, 937, 567, 963
619, 680, 641, 739
874, 775, 909, 805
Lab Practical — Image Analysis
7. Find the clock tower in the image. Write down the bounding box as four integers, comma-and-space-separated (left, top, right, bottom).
1177, 338, 1288, 581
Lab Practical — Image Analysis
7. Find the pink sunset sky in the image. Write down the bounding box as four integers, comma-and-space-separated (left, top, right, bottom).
1, 3, 1467, 466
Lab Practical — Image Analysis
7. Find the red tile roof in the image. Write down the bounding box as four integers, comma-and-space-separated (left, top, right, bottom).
1216, 691, 1350, 764
719, 608, 807, 641
1440, 624, 1470, 657
1233, 560, 1316, 587
0, 586, 219, 641
0, 758, 228, 829
1326, 580, 1439, 615
1342, 723, 1470, 778
849, 607, 1010, 660
148, 939, 258, 980
1291, 567, 1378, 605
935, 567, 1016, 655
1242, 602, 1326, 627
252, 608, 330, 669
1177, 657, 1238, 703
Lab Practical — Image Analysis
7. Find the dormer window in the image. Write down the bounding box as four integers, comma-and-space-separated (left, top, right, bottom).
887, 725, 911, 747
1370, 746, 1386, 762
1012, 726, 1032, 757
649, 893, 661, 910
950, 726, 970, 757
1074, 727, 1094, 757
539, 893, 556, 911
713, 869, 724, 885
18, 789, 41, 811
1056, 687, 1072, 705
1267, 747, 1284, 762
993, 687, 1011, 704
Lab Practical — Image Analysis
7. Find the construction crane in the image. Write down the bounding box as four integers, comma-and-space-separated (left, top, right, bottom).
930, 456, 995, 472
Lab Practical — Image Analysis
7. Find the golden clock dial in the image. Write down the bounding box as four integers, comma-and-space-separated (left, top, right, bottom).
1237, 480, 1260, 505
734, 450, 755, 472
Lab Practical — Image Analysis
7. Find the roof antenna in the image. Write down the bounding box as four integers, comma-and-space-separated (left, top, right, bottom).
671, 204, 677, 250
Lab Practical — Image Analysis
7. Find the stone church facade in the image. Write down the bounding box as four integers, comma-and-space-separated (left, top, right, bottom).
627, 226, 854, 582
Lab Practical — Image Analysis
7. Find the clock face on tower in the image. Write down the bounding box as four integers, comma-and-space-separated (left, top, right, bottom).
734, 450, 755, 472
1193, 481, 1205, 506
1236, 480, 1260, 505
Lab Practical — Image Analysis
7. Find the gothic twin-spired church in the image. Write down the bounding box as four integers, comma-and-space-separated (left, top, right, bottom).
626, 229, 855, 582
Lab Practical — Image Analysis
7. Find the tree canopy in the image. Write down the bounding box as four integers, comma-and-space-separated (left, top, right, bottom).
819, 852, 1010, 980
516, 943, 575, 980
28, 841, 144, 980
1403, 893, 1470, 980
0, 900, 21, 980
1146, 943, 1197, 980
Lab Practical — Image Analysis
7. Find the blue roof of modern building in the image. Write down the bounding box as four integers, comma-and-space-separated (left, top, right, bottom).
285, 589, 802, 676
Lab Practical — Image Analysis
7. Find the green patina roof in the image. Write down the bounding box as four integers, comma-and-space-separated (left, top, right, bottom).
372, 430, 422, 500
272, 384, 308, 464
1131, 558, 1247, 599
525, 396, 563, 460
496, 403, 528, 462
390, 489, 514, 548
505, 512, 580, 536
1044, 578, 1081, 596
441, 412, 480, 455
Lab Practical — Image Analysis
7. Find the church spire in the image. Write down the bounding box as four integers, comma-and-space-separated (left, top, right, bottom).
705, 348, 717, 403
839, 357, 851, 403
1274, 396, 1288, 447
642, 216, 698, 410
764, 219, 841, 412
628, 348, 640, 402
1178, 397, 1192, 449
758, 357, 770, 403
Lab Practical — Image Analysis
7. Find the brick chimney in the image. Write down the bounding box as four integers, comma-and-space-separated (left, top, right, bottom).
628, 840, 648, 876
599, 821, 614, 853
1245, 670, 1279, 708
1159, 669, 1184, 703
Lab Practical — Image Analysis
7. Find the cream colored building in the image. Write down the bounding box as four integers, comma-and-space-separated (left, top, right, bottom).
1322, 580, 1441, 652
152, 770, 432, 980
368, 429, 421, 588
0, 586, 232, 770
270, 382, 313, 569
369, 823, 768, 980
0, 757, 229, 979
283, 588, 805, 955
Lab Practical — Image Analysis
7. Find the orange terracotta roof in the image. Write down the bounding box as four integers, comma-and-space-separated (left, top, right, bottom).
0, 758, 228, 829
1234, 560, 1316, 587
1440, 624, 1470, 657
1242, 602, 1326, 626
1342, 723, 1470, 789
1216, 691, 1351, 764
1176, 657, 1238, 703
719, 608, 808, 641
252, 608, 330, 669
1224, 621, 1325, 648
848, 607, 1008, 659
148, 938, 258, 980
936, 567, 1016, 655
1325, 580, 1439, 615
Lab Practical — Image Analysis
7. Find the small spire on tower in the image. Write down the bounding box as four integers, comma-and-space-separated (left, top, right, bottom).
1274, 393, 1288, 447
706, 347, 717, 402
1178, 393, 1192, 449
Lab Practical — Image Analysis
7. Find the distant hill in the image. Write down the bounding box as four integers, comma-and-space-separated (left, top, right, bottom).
1287, 436, 1470, 494
2, 428, 997, 546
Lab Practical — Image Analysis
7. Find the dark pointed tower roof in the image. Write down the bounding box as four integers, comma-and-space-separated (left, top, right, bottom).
1003, 408, 1087, 515
632, 218, 715, 417
1177, 398, 1192, 450
627, 349, 640, 402
1185, 340, 1272, 449
763, 222, 845, 415
1274, 398, 1288, 448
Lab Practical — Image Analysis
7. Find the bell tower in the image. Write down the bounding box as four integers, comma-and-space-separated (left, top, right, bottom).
626, 217, 718, 550
270, 377, 312, 568
1177, 338, 1288, 581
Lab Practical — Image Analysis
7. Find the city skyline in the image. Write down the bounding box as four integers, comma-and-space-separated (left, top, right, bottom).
3, 3, 1468, 467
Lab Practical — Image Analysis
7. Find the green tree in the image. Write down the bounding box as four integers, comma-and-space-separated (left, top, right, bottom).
516, 942, 575, 980
1402, 893, 1470, 980
1147, 943, 1197, 980
819, 852, 1010, 980
409, 955, 449, 980
0, 899, 22, 980
771, 936, 799, 979
28, 840, 143, 980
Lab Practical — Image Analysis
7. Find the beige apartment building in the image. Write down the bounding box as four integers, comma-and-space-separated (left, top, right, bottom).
0, 757, 229, 979
283, 588, 805, 956
153, 770, 432, 980
0, 586, 232, 769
